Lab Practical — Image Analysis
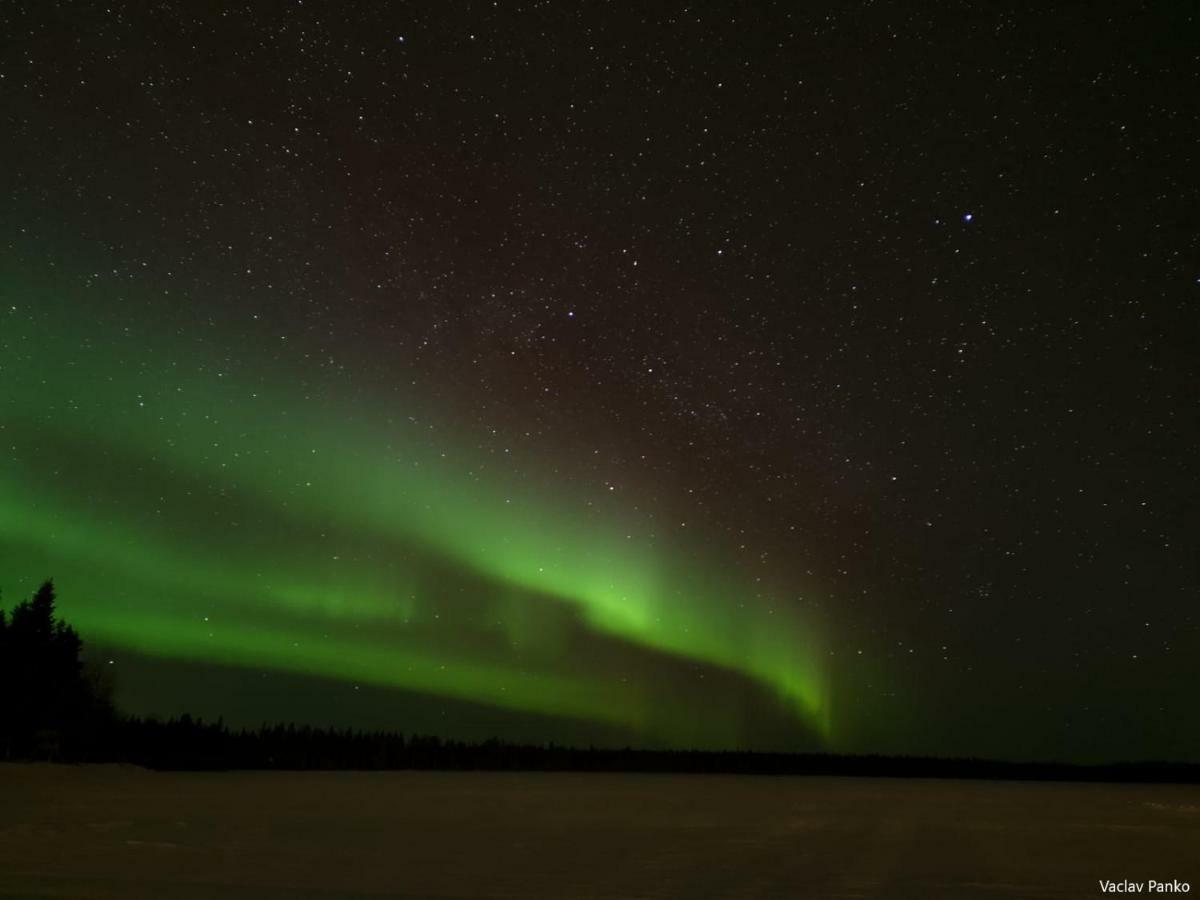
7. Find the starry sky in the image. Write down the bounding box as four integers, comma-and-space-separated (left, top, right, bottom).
1, 2, 1197, 762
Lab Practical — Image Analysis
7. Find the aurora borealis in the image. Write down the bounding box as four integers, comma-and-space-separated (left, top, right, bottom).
2, 2, 1198, 762
1, 273, 827, 747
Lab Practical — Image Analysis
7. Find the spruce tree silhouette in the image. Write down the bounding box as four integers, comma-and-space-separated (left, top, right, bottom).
0, 579, 110, 760
0, 603, 7, 757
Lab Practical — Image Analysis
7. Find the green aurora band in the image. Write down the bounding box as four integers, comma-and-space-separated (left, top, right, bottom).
1, 272, 829, 747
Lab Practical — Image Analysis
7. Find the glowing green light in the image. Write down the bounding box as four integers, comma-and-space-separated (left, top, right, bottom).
1, 270, 829, 746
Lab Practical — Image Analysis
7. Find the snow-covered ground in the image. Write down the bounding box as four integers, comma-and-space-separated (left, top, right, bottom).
2, 763, 1197, 898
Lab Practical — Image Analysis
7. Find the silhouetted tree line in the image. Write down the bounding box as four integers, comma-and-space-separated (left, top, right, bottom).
3, 580, 1198, 783
108, 717, 1200, 783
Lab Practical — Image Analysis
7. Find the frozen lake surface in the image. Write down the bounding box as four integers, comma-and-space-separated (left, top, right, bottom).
2, 763, 1197, 898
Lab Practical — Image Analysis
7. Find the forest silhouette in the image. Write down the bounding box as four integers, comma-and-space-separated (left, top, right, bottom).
1, 579, 1197, 782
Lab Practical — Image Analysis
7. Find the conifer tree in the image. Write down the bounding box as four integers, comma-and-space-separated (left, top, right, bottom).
0, 579, 112, 758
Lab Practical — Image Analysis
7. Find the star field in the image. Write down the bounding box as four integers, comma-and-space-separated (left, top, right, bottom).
1, 1, 1197, 761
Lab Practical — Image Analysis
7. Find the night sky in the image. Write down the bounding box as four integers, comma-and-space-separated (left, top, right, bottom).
1, 2, 1197, 763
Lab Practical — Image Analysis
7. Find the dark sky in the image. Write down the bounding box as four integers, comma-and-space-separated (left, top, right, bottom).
1, 1, 1196, 762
